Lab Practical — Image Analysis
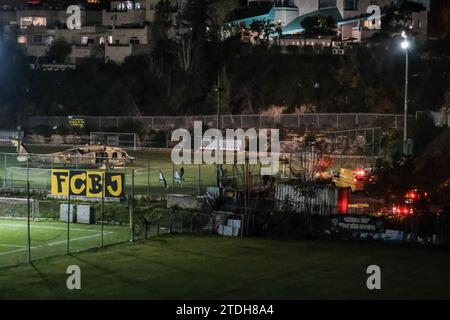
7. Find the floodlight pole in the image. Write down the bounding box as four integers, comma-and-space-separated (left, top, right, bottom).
403, 46, 409, 155
401, 32, 410, 156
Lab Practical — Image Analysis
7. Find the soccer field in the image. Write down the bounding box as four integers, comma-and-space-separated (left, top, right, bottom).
1, 235, 450, 299
0, 146, 223, 196
0, 219, 130, 268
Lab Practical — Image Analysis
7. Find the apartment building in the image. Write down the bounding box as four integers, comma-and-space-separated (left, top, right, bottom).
0, 0, 159, 65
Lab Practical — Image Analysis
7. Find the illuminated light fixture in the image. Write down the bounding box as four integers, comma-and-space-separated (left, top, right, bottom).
401, 31, 409, 50
401, 40, 409, 49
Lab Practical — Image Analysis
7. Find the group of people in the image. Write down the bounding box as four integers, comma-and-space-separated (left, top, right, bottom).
159, 166, 185, 189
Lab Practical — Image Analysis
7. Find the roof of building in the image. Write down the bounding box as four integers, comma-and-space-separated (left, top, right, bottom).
282, 7, 342, 35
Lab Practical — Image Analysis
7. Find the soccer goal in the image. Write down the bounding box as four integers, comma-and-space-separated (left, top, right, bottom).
4, 167, 51, 190
0, 197, 40, 220
90, 132, 139, 150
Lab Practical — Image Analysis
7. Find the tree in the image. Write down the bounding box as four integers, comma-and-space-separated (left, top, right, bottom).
379, 0, 426, 37
47, 38, 72, 63
261, 20, 277, 44
174, 0, 214, 113
301, 15, 337, 36
249, 20, 264, 43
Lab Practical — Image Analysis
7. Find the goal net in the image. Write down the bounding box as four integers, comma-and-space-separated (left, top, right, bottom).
0, 197, 40, 220
4, 167, 51, 189
90, 132, 139, 150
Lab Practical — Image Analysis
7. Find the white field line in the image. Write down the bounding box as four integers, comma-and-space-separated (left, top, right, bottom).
0, 231, 113, 257
0, 223, 102, 233
0, 244, 27, 248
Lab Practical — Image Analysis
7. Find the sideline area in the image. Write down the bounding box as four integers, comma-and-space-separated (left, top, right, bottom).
1, 235, 450, 299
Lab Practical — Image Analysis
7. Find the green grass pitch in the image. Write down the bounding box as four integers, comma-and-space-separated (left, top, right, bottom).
1, 235, 450, 299
0, 219, 130, 268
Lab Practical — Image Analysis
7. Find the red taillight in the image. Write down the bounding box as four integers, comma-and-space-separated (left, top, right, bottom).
408, 192, 416, 199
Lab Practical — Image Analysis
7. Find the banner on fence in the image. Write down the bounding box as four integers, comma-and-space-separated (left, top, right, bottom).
51, 169, 125, 198
67, 115, 86, 129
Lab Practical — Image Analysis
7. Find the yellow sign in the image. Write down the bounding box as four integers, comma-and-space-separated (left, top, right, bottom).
68, 116, 86, 129
51, 170, 125, 198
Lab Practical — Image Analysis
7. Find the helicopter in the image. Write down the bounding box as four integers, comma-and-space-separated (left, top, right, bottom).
12, 139, 135, 169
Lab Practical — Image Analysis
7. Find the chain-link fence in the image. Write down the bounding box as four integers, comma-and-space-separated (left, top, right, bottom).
26, 113, 415, 131
0, 150, 253, 268
0, 150, 279, 199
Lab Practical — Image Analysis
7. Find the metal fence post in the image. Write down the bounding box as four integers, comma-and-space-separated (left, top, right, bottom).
27, 178, 31, 263
198, 164, 201, 196
147, 159, 150, 199
67, 191, 71, 255
3, 154, 6, 188
130, 170, 135, 242
172, 162, 175, 193
101, 171, 105, 248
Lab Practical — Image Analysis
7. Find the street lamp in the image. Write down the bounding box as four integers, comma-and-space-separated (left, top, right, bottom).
401, 31, 410, 155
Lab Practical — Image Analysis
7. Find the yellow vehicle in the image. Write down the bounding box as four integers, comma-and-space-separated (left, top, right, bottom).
332, 168, 369, 193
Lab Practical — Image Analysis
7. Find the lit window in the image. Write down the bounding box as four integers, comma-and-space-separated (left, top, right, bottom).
17, 36, 27, 44
135, 3, 142, 10
32, 17, 46, 26
81, 36, 89, 45
126, 1, 133, 10
20, 16, 47, 28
